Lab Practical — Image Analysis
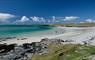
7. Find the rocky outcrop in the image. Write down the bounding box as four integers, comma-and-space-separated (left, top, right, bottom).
0, 38, 64, 60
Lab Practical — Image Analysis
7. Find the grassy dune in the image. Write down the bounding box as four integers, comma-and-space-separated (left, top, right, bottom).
31, 44, 95, 60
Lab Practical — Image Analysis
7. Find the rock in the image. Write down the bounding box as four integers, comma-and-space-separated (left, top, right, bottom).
0, 38, 65, 60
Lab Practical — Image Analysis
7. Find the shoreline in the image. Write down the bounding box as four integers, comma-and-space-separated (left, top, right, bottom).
0, 27, 95, 45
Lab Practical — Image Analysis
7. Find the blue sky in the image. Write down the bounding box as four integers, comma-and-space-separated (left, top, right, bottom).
0, 0, 95, 24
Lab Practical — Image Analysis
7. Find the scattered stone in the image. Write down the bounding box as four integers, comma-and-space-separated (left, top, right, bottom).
65, 40, 74, 42
0, 38, 69, 60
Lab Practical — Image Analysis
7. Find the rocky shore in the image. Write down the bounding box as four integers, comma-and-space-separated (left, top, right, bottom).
0, 38, 64, 60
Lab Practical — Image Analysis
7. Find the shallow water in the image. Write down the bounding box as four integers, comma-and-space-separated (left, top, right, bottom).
0, 25, 64, 38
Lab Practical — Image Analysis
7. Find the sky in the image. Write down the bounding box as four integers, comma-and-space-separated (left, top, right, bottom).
0, 0, 95, 24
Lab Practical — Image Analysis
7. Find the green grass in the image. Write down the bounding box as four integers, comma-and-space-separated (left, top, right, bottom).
50, 22, 95, 27
31, 44, 95, 60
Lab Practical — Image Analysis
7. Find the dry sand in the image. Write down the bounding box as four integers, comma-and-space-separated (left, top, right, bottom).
0, 27, 95, 45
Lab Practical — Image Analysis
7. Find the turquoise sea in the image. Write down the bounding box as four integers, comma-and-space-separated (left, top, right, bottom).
0, 25, 57, 38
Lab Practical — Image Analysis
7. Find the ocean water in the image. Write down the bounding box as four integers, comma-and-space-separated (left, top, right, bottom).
0, 25, 54, 38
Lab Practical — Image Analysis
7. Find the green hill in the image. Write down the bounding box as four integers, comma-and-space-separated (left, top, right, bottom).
50, 23, 95, 27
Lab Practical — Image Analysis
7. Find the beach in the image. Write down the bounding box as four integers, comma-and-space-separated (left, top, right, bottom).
1, 26, 95, 60
0, 27, 95, 45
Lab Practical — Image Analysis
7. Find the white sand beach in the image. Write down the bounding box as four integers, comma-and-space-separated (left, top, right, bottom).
0, 27, 95, 45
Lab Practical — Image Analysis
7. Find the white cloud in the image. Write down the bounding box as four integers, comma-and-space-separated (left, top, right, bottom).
80, 22, 85, 23
0, 14, 81, 24
0, 13, 15, 24
52, 16, 55, 21
14, 16, 31, 24
64, 16, 79, 21
18, 16, 30, 22
30, 16, 39, 22
48, 20, 51, 23
0, 13, 15, 21
85, 19, 95, 23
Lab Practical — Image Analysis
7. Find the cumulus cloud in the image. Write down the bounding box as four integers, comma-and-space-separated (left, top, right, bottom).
64, 16, 79, 21
0, 13, 15, 24
18, 16, 30, 22
80, 22, 85, 23
30, 16, 39, 22
52, 16, 56, 21
0, 14, 81, 24
85, 19, 95, 23
14, 16, 31, 24
0, 13, 15, 22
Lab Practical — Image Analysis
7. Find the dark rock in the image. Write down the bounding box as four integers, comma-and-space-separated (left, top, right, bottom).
59, 53, 64, 56
0, 44, 16, 53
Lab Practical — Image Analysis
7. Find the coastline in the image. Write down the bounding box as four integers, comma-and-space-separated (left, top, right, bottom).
0, 27, 95, 45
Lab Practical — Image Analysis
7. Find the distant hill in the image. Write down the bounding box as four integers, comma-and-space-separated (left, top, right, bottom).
50, 23, 95, 27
